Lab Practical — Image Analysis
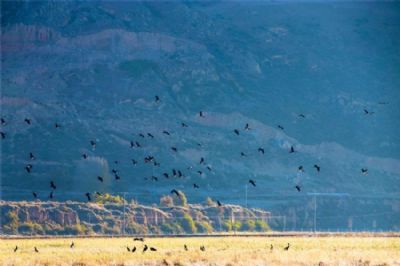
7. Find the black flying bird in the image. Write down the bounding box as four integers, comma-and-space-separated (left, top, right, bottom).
234, 129, 240, 135
85, 192, 91, 201
32, 192, 38, 199
249, 179, 256, 187
162, 130, 170, 136
258, 147, 265, 154
244, 123, 251, 130
361, 168, 368, 175
24, 118, 31, 125
171, 189, 180, 197
277, 125, 284, 130
155, 95, 160, 102
199, 111, 205, 118
314, 164, 321, 172
50, 181, 56, 190
295, 185, 301, 192
193, 183, 200, 189
289, 146, 296, 153
29, 152, 35, 160
0, 132, 5, 139
97, 176, 104, 182
25, 164, 33, 173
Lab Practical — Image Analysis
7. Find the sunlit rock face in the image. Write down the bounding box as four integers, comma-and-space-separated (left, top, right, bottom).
1, 1, 399, 230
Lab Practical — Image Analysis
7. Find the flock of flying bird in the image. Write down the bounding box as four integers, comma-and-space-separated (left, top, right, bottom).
1, 95, 377, 203
2, 95, 386, 254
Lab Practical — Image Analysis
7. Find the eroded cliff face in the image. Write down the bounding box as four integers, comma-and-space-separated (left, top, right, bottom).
0, 200, 271, 235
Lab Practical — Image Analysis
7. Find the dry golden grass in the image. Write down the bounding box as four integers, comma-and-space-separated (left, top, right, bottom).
1, 236, 399, 266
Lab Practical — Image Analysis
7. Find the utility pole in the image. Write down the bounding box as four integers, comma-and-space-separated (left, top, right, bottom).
314, 195, 317, 233
122, 192, 126, 236
245, 184, 248, 209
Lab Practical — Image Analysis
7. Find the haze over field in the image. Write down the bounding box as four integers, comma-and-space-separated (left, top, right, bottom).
1, 1, 399, 231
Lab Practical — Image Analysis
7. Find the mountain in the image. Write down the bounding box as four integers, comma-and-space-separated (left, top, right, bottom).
1, 1, 399, 231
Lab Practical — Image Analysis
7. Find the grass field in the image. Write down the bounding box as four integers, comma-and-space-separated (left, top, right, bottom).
1, 236, 399, 266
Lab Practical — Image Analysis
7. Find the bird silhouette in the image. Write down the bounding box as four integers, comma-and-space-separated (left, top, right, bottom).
298, 114, 306, 118
184, 244, 188, 251
147, 133, 154, 138
82, 153, 88, 159
132, 246, 136, 253
155, 95, 160, 103
70, 242, 74, 248
85, 192, 91, 201
32, 192, 38, 199
364, 109, 374, 115
172, 169, 177, 176
126, 246, 131, 252
162, 130, 170, 136
139, 133, 145, 138
178, 170, 183, 178
171, 189, 180, 197
197, 170, 203, 176
97, 176, 104, 182
29, 152, 36, 160
131, 159, 138, 165
130, 141, 135, 148
258, 147, 265, 154
163, 173, 169, 179
249, 179, 256, 187
284, 243, 290, 251
217, 200, 222, 207
1, 118, 6, 125
193, 183, 200, 189
200, 246, 206, 251
90, 140, 96, 149
135, 141, 141, 147
55, 123, 61, 128
50, 181, 56, 190
289, 146, 296, 153
181, 122, 188, 127
143, 244, 148, 253
240, 152, 246, 157
49, 191, 54, 199
25, 164, 33, 173
298, 166, 304, 172
0, 132, 5, 139
24, 118, 31, 125
34, 247, 39, 253
270, 244, 273, 251
234, 129, 240, 135
295, 185, 301, 192
133, 237, 144, 242
114, 174, 121, 180
199, 111, 205, 118
200, 157, 205, 164
314, 164, 321, 172
277, 125, 284, 130
206, 166, 212, 172
244, 123, 251, 130
171, 147, 178, 152
111, 169, 118, 174
361, 168, 368, 175
150, 247, 157, 251
14, 246, 18, 252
